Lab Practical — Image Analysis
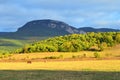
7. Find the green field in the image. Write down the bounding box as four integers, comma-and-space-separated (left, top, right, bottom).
0, 70, 120, 80
0, 36, 48, 53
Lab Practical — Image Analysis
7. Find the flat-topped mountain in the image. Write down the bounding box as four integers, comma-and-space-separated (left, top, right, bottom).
0, 19, 120, 38
16, 19, 80, 36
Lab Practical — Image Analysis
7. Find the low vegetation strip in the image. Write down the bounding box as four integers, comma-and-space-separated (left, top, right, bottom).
0, 70, 120, 80
0, 60, 120, 71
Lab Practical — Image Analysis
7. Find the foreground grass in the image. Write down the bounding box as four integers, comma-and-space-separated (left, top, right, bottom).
0, 60, 120, 71
0, 60, 120, 80
0, 70, 120, 80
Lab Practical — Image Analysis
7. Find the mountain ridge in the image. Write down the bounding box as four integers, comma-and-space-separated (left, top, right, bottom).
0, 19, 120, 37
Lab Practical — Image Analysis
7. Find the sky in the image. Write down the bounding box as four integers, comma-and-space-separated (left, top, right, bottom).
0, 0, 120, 32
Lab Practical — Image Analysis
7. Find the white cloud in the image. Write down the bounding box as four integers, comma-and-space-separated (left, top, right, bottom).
0, 0, 120, 31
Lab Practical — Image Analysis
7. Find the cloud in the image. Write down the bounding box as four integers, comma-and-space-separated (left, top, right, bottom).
0, 0, 120, 32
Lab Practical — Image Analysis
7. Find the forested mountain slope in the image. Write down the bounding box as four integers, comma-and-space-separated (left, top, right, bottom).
16, 32, 120, 53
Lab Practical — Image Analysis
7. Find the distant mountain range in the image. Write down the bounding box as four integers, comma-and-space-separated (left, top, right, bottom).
0, 19, 120, 38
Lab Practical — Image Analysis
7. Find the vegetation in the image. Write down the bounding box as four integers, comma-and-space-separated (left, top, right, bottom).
1, 43, 120, 61
0, 32, 120, 80
0, 38, 24, 53
0, 60, 120, 71
0, 70, 120, 80
0, 36, 48, 54
94, 52, 100, 58
15, 32, 120, 53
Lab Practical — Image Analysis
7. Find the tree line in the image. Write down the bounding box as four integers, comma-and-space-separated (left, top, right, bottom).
15, 32, 120, 53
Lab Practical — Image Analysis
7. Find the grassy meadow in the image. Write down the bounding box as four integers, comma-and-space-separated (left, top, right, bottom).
1, 44, 120, 61
0, 51, 120, 80
0, 60, 120, 71
0, 46, 120, 80
0, 36, 48, 53
0, 60, 120, 80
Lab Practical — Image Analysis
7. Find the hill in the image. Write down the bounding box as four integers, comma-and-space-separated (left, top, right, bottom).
15, 32, 120, 53
78, 27, 120, 32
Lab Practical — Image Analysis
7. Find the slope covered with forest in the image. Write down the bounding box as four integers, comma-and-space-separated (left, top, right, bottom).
16, 32, 120, 53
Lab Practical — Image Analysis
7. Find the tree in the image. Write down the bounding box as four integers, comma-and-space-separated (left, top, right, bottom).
104, 35, 114, 46
59, 42, 73, 52
115, 33, 120, 43
98, 42, 107, 51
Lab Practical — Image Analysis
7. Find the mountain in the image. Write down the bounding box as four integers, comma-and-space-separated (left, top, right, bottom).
0, 19, 120, 38
15, 19, 80, 36
78, 27, 120, 32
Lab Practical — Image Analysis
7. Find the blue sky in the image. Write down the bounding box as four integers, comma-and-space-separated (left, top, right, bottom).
0, 0, 120, 32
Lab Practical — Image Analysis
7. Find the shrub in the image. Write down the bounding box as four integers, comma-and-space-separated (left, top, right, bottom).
72, 55, 81, 59
44, 56, 59, 59
83, 54, 86, 58
59, 55, 64, 59
94, 52, 100, 58
44, 55, 64, 59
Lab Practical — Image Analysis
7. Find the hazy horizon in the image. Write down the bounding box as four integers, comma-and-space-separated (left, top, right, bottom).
0, 0, 120, 32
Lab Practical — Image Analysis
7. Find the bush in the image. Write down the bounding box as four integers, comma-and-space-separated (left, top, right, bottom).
44, 56, 59, 59
72, 55, 81, 59
94, 52, 100, 58
59, 55, 64, 59
83, 54, 86, 58
44, 55, 64, 59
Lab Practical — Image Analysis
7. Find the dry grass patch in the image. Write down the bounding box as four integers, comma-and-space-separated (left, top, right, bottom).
0, 60, 120, 71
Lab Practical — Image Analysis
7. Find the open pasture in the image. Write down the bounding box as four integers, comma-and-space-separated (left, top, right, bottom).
0, 60, 120, 71
0, 60, 120, 80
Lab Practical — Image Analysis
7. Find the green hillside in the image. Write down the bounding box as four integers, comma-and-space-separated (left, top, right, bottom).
0, 37, 48, 53
16, 32, 120, 53
0, 38, 24, 53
